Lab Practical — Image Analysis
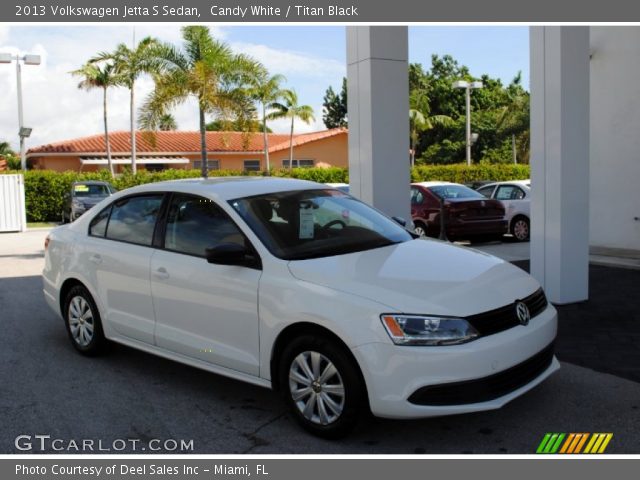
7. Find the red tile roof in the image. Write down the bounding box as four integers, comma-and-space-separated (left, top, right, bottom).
27, 129, 347, 156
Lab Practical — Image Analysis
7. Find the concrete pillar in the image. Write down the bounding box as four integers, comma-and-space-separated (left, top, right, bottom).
346, 26, 411, 221
530, 26, 590, 304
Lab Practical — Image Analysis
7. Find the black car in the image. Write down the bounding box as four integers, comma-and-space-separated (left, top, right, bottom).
62, 181, 116, 223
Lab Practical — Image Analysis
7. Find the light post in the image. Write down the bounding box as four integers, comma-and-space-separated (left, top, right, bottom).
0, 52, 41, 171
452, 80, 483, 165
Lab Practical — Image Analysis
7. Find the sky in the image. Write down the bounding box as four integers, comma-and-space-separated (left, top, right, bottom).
0, 25, 528, 151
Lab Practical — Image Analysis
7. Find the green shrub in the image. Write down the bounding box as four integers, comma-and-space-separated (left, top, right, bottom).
2, 164, 527, 222
411, 163, 529, 183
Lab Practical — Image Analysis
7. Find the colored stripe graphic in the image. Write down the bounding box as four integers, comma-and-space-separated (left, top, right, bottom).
537, 433, 613, 454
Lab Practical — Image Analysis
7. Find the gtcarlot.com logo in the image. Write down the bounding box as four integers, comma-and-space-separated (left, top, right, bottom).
15, 435, 194, 452
536, 433, 613, 454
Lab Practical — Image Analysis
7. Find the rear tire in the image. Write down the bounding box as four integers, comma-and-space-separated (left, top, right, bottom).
63, 285, 108, 356
279, 334, 366, 439
511, 216, 530, 242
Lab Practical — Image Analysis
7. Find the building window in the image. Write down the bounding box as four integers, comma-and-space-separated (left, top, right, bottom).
193, 159, 220, 170
145, 163, 166, 172
244, 160, 261, 172
282, 159, 315, 168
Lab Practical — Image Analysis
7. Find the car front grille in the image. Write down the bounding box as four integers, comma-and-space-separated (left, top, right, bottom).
407, 342, 555, 406
465, 288, 548, 337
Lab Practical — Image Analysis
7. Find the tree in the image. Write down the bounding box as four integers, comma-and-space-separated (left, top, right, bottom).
158, 114, 178, 131
322, 77, 347, 128
248, 70, 286, 173
0, 141, 14, 156
206, 118, 270, 132
268, 89, 315, 171
71, 62, 118, 177
94, 36, 160, 174
138, 26, 260, 178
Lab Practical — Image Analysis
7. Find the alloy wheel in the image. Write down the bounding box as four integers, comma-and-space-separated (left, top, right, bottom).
67, 295, 95, 347
288, 351, 346, 426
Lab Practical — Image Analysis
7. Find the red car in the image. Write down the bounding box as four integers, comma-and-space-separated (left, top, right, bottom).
410, 182, 508, 241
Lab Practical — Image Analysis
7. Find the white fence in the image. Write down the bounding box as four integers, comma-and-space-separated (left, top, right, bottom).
0, 174, 27, 232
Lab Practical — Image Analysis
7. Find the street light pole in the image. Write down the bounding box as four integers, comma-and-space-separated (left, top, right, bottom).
453, 80, 483, 166
0, 52, 41, 171
16, 59, 26, 171
465, 84, 471, 165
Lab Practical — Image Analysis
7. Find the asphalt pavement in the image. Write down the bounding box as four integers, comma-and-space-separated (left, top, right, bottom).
1, 229, 638, 454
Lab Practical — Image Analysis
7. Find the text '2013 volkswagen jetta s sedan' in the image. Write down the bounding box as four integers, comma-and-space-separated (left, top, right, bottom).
43, 177, 559, 437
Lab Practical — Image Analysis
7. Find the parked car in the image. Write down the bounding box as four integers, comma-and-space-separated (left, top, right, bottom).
410, 181, 508, 241
62, 181, 117, 223
476, 180, 531, 242
324, 182, 350, 193
43, 178, 558, 438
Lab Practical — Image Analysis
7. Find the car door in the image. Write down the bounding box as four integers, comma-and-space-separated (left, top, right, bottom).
495, 184, 528, 222
84, 193, 165, 344
150, 193, 262, 376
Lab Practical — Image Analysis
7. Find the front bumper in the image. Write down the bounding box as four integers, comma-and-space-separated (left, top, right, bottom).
351, 303, 558, 419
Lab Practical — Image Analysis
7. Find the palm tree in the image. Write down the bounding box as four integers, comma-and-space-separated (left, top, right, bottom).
71, 62, 118, 177
249, 70, 286, 174
0, 141, 14, 157
496, 73, 530, 164
138, 26, 259, 178
93, 36, 159, 174
158, 114, 178, 131
409, 90, 452, 166
267, 89, 315, 171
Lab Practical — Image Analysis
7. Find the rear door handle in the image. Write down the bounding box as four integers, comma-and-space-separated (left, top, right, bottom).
89, 254, 102, 265
153, 267, 170, 280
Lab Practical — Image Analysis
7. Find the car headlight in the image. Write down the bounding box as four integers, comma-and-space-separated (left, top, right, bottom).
71, 199, 85, 210
381, 314, 479, 346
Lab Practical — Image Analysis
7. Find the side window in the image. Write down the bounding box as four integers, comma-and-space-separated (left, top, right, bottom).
410, 188, 424, 205
89, 205, 112, 238
477, 186, 495, 198
105, 195, 164, 246
496, 185, 526, 200
164, 194, 246, 257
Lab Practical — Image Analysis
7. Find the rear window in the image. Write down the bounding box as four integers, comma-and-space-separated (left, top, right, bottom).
428, 185, 485, 200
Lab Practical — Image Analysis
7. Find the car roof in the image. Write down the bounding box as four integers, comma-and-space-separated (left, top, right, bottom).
482, 179, 531, 188
114, 176, 326, 201
412, 181, 457, 188
72, 180, 112, 185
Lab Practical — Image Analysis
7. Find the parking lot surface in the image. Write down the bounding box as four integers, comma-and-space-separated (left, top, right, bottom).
1, 229, 639, 454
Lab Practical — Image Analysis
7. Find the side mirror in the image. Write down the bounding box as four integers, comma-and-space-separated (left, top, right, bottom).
392, 216, 407, 227
205, 243, 254, 267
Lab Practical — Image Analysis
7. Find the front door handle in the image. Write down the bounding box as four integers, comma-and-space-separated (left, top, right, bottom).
153, 267, 170, 280
89, 254, 102, 265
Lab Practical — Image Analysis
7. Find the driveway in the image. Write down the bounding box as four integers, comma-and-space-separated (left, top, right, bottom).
1, 229, 638, 454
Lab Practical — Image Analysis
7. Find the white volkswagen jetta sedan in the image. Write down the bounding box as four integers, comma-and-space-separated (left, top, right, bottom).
43, 177, 559, 437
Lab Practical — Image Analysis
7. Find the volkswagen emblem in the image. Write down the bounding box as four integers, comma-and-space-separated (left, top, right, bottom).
515, 301, 530, 326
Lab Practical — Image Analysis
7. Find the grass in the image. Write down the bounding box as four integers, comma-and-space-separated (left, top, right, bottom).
27, 222, 59, 229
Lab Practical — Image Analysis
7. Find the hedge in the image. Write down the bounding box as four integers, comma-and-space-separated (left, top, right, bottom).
1, 164, 529, 222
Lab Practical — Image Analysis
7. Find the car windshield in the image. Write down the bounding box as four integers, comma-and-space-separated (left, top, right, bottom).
230, 189, 412, 260
73, 184, 112, 197
428, 184, 485, 200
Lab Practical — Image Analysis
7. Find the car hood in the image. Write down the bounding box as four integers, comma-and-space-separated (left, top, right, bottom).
287, 239, 540, 316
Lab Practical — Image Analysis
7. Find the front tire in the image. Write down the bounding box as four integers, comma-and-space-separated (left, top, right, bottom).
413, 221, 428, 237
279, 334, 366, 438
63, 285, 107, 356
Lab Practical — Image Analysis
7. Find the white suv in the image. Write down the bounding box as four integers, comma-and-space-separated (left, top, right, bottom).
43, 177, 558, 437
